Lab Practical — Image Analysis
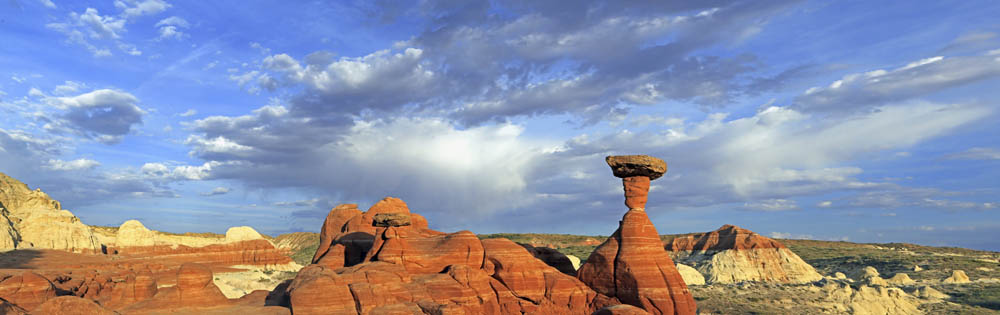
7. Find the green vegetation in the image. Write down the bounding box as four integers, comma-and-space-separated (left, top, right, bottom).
291, 242, 320, 266
943, 283, 1000, 311
782, 239, 1000, 281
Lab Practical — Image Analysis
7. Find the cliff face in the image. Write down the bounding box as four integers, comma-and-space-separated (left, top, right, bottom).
0, 172, 100, 252
666, 225, 822, 284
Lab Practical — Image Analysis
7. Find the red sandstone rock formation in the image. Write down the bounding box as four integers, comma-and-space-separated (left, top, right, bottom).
33, 296, 116, 315
577, 155, 697, 315
107, 239, 294, 268
665, 224, 786, 251
0, 272, 57, 311
273, 197, 616, 314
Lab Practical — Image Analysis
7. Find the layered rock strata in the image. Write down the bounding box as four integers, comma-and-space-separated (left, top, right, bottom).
666, 224, 823, 284
577, 155, 697, 315
275, 197, 619, 314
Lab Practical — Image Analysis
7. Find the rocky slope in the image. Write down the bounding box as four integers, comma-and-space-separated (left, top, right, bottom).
0, 172, 101, 252
665, 224, 823, 284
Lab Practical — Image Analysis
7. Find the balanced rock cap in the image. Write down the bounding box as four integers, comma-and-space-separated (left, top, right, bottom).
372, 213, 412, 227
606, 155, 667, 180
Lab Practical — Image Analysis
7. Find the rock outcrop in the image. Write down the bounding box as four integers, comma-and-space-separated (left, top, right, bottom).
274, 197, 619, 314
577, 155, 696, 315
0, 172, 101, 252
818, 280, 921, 315
666, 224, 822, 284
225, 226, 265, 243
32, 296, 116, 315
887, 273, 915, 285
116, 219, 158, 247
943, 270, 970, 283
676, 264, 705, 286
0, 272, 57, 311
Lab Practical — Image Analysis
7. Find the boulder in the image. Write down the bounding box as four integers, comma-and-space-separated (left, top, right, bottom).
943, 270, 970, 284
175, 263, 230, 306
834, 272, 847, 279
605, 155, 667, 180
676, 264, 705, 286
666, 225, 822, 284
372, 213, 411, 227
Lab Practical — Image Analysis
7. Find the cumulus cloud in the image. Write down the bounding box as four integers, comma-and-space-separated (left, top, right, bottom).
841, 187, 996, 211
179, 109, 197, 117
115, 0, 171, 18
46, 89, 145, 144
38, 0, 56, 9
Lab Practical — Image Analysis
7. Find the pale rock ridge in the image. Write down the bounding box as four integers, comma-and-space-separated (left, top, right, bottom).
0, 172, 100, 252
667, 225, 822, 284
818, 280, 921, 315
676, 264, 705, 286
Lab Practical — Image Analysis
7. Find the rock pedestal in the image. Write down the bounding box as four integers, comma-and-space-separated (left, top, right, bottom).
577, 155, 696, 315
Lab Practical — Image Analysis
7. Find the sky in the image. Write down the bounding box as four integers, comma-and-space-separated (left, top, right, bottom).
1, 0, 999, 251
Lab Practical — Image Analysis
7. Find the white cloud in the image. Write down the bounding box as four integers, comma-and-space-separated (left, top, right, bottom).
817, 201, 833, 208
179, 109, 197, 117
945, 147, 1000, 160
38, 0, 56, 9
200, 186, 230, 196
141, 161, 221, 181
769, 232, 814, 239
53, 81, 87, 95
45, 158, 101, 171
47, 89, 145, 143
155, 16, 189, 40
797, 54, 1000, 113
743, 198, 798, 211
115, 0, 171, 18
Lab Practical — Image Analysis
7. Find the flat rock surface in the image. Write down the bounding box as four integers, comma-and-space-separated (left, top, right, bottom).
606, 155, 667, 180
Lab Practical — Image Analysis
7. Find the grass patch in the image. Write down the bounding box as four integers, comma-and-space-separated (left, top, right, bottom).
291, 242, 319, 266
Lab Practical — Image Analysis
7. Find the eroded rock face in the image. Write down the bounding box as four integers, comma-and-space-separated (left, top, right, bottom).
117, 219, 157, 247
577, 155, 696, 315
676, 264, 705, 286
279, 197, 618, 314
0, 172, 100, 253
578, 209, 697, 315
0, 272, 57, 311
32, 296, 116, 315
666, 225, 822, 284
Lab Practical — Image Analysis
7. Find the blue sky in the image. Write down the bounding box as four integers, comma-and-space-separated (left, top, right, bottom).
2, 0, 999, 250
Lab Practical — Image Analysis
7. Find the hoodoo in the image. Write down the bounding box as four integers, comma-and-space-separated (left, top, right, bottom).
576, 155, 697, 315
